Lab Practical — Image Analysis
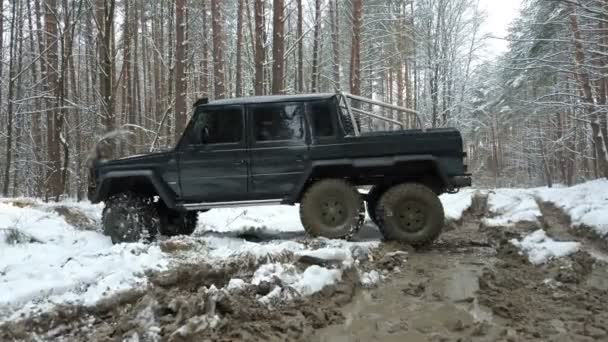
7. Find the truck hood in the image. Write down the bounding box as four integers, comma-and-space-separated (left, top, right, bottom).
98, 151, 174, 169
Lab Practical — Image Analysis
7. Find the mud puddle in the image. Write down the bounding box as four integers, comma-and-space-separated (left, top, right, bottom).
315, 250, 504, 342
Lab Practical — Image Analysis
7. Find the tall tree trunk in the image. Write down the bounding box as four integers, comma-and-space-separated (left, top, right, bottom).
271, 0, 285, 94
297, 0, 303, 92
569, 8, 608, 178
45, 0, 63, 199
174, 0, 188, 138
98, 0, 116, 156
310, 0, 321, 92
2, 0, 17, 196
123, 0, 134, 153
330, 0, 340, 91
254, 0, 265, 95
201, 0, 209, 96
0, 0, 4, 193
350, 0, 362, 96
235, 0, 244, 97
211, 0, 226, 99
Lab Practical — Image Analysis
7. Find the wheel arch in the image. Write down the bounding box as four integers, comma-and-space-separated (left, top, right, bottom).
288, 155, 449, 203
92, 170, 178, 209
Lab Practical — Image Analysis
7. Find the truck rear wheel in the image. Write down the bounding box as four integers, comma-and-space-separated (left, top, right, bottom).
102, 192, 160, 244
376, 183, 444, 246
300, 179, 363, 239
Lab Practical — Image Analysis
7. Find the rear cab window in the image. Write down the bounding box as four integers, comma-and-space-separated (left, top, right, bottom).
306, 99, 336, 138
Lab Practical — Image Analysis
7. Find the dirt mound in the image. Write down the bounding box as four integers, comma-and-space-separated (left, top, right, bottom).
53, 206, 98, 231
0, 256, 364, 342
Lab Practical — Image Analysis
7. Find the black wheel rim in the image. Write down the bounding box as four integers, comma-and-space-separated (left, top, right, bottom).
320, 196, 347, 227
392, 200, 428, 233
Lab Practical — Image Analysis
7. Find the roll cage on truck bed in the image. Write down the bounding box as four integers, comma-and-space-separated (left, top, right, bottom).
89, 92, 471, 245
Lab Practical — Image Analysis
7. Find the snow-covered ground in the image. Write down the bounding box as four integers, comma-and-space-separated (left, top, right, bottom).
482, 179, 608, 237
0, 181, 606, 323
533, 179, 608, 237
483, 189, 542, 227
510, 230, 580, 265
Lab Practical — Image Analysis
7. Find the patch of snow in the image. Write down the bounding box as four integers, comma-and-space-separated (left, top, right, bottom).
534, 179, 608, 237
440, 189, 476, 221
251, 262, 342, 298
483, 189, 541, 227
0, 201, 168, 322
295, 265, 342, 296
202, 236, 305, 260
360, 270, 382, 288
198, 206, 304, 234
251, 263, 300, 286
510, 230, 580, 265
227, 278, 247, 291
295, 247, 352, 262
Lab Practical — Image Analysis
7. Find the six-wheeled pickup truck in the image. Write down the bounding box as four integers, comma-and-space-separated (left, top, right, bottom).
88, 93, 471, 245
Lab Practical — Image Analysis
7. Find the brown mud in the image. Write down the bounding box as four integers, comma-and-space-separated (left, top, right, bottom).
2, 193, 608, 341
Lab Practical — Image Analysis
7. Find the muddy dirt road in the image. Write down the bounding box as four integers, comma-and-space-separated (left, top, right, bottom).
1, 194, 608, 341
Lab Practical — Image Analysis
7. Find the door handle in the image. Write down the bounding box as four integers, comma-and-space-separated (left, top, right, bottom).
235, 159, 247, 166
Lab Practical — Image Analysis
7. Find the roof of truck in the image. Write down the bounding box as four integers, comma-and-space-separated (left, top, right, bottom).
203, 93, 337, 106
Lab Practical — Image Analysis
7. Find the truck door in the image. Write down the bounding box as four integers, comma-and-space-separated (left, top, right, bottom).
178, 105, 249, 202
248, 102, 309, 200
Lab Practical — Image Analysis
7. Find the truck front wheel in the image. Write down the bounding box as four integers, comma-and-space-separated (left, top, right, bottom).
375, 183, 445, 246
102, 192, 160, 244
300, 179, 363, 239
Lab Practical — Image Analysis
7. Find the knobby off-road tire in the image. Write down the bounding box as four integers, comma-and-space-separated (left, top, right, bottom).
159, 210, 199, 237
366, 185, 385, 227
300, 179, 364, 239
102, 192, 161, 244
376, 183, 445, 246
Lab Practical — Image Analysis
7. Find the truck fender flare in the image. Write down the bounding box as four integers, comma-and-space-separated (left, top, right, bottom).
287, 155, 449, 204
93, 170, 178, 209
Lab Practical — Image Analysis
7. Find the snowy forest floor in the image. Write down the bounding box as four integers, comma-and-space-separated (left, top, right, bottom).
0, 181, 607, 341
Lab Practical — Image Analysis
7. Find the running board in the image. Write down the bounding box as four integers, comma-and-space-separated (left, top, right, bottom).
180, 199, 283, 210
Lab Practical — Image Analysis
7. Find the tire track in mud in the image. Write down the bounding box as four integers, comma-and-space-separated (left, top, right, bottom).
536, 199, 608, 261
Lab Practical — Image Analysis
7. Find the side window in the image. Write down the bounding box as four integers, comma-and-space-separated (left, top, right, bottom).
191, 106, 242, 145
307, 100, 335, 137
252, 102, 305, 142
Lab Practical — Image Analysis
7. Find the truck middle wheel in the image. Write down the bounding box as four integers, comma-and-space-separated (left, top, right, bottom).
299, 179, 363, 239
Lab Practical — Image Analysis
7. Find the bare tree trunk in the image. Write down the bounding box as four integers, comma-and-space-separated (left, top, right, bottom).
350, 0, 362, 96
174, 0, 188, 138
271, 0, 285, 94
98, 0, 116, 156
310, 0, 321, 92
254, 0, 265, 95
330, 0, 340, 91
297, 0, 303, 92
211, 0, 226, 99
44, 0, 63, 199
569, 8, 608, 178
235, 0, 244, 97
201, 0, 209, 96
2, 0, 17, 196
123, 0, 134, 153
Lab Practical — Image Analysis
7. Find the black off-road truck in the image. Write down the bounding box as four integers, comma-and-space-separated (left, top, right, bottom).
89, 93, 471, 245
